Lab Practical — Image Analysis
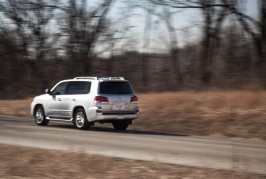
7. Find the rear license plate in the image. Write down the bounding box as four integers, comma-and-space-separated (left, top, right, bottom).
112, 103, 128, 110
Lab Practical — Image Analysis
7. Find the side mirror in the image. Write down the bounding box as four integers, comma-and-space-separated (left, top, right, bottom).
51, 91, 60, 95
45, 89, 51, 94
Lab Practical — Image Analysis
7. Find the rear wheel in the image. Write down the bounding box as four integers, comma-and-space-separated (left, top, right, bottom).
34, 106, 49, 126
73, 108, 90, 130
112, 121, 128, 131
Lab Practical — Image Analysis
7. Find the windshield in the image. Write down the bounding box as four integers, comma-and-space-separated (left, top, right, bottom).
99, 81, 133, 94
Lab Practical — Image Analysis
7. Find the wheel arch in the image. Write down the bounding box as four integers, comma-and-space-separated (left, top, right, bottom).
72, 106, 90, 130
33, 104, 44, 115
72, 106, 85, 118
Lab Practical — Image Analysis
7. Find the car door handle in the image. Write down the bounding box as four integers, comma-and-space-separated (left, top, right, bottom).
58, 98, 62, 101
72, 98, 76, 101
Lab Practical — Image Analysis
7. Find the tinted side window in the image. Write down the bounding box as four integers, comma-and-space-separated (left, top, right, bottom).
52, 82, 68, 95
66, 82, 91, 94
99, 81, 133, 94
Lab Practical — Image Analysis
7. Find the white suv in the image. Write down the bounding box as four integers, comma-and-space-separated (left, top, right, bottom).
31, 77, 139, 131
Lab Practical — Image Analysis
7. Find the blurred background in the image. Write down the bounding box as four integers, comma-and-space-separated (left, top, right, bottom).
0, 0, 265, 98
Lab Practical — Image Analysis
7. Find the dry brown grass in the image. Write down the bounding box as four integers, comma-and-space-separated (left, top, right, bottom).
0, 144, 264, 179
0, 98, 32, 117
0, 91, 266, 140
133, 91, 266, 140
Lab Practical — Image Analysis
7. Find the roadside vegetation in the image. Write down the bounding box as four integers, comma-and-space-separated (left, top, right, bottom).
0, 144, 264, 179
0, 91, 265, 140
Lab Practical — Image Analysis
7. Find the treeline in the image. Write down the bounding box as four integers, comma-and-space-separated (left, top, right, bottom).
0, 0, 265, 98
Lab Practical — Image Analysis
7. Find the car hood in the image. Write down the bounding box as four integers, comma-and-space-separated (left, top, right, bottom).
34, 94, 48, 100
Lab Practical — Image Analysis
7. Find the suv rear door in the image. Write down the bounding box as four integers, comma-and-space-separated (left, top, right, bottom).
59, 81, 91, 118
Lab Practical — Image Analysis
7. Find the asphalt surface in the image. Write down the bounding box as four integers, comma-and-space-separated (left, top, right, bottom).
0, 116, 265, 174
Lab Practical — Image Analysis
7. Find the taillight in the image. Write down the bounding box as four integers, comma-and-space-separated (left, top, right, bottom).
130, 96, 138, 103
96, 109, 102, 113
94, 96, 109, 103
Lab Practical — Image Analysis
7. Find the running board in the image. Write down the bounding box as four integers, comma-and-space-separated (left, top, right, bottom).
46, 117, 73, 122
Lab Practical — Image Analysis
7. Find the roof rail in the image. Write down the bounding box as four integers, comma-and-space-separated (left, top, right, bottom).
98, 77, 125, 80
74, 77, 125, 80
74, 77, 97, 80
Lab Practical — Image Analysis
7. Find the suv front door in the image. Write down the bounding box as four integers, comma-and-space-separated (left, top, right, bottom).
45, 82, 68, 118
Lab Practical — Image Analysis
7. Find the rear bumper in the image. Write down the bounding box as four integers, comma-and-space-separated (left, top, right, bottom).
92, 112, 139, 122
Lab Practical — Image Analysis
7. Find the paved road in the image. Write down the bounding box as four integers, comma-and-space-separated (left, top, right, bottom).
0, 116, 265, 174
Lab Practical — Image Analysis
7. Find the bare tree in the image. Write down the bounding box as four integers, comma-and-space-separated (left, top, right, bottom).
161, 6, 183, 85
148, 0, 239, 83
198, 0, 229, 82
141, 9, 152, 91
0, 0, 59, 60
0, 0, 60, 91
125, 1, 184, 88
104, 21, 134, 76
224, 0, 265, 66
62, 0, 115, 75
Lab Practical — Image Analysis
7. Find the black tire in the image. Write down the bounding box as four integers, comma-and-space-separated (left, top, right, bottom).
73, 108, 90, 130
34, 105, 49, 126
112, 121, 128, 131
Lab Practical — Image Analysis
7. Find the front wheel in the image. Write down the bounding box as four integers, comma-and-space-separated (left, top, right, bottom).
112, 121, 128, 131
34, 106, 49, 126
73, 108, 90, 130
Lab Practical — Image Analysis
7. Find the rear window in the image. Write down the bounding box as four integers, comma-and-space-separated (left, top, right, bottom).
99, 81, 133, 94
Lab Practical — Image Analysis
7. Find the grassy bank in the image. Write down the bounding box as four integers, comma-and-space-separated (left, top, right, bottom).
0, 144, 264, 179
